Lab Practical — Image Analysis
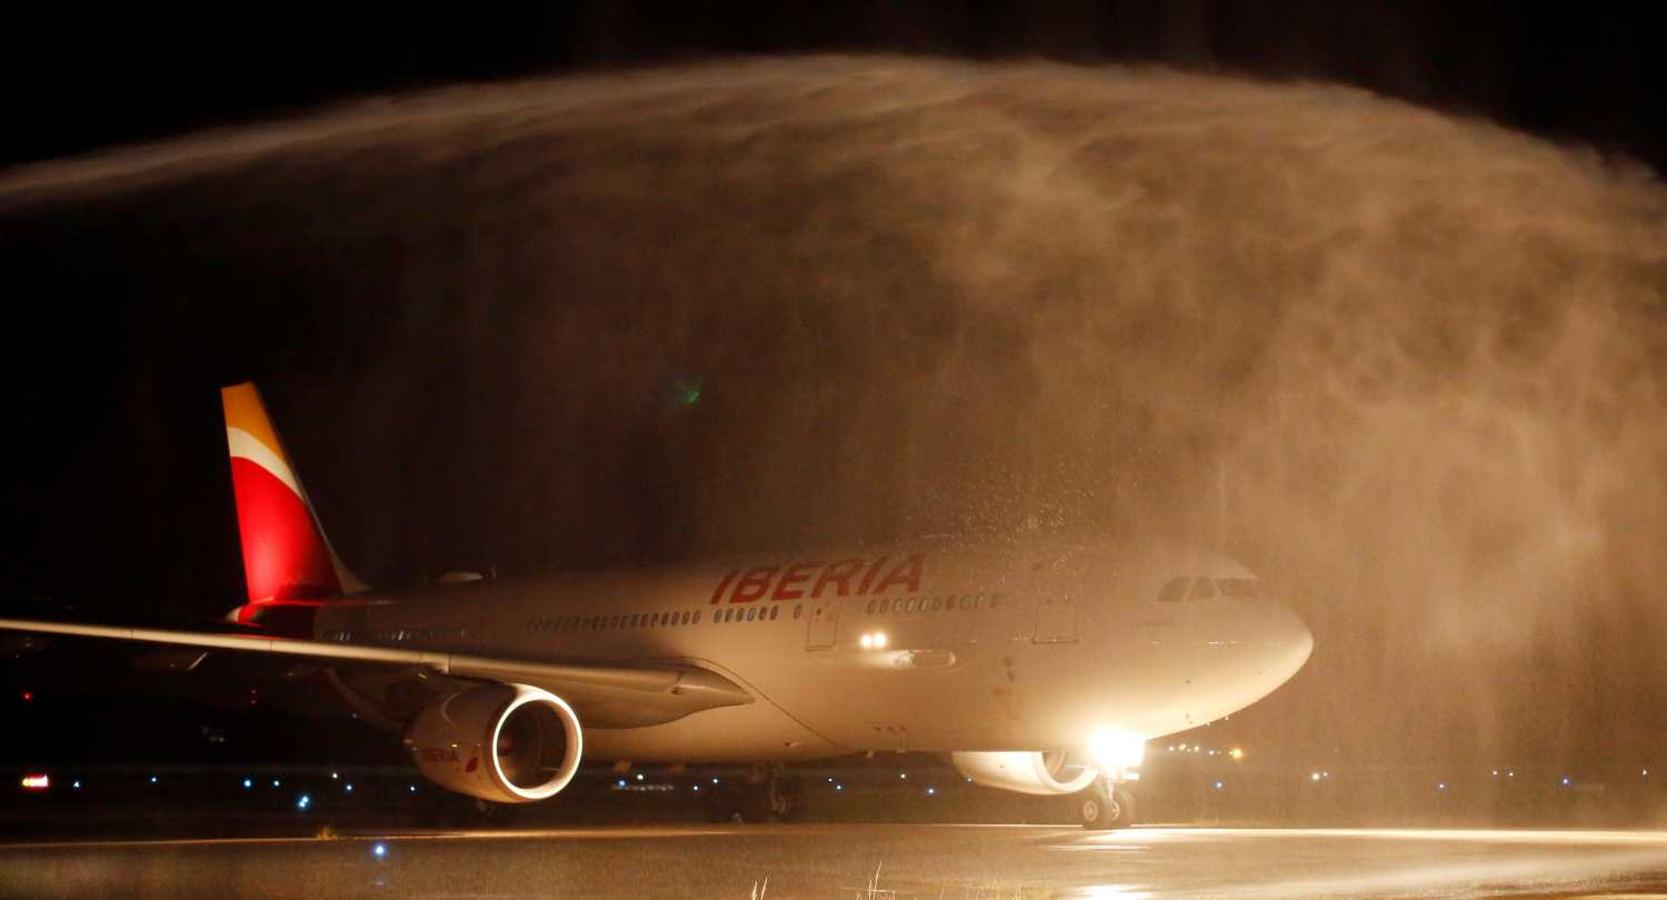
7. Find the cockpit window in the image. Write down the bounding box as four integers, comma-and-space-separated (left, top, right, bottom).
1216, 578, 1261, 597
1157, 577, 1189, 603
1190, 576, 1217, 600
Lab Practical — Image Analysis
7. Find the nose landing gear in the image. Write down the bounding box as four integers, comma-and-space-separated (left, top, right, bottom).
1077, 775, 1136, 830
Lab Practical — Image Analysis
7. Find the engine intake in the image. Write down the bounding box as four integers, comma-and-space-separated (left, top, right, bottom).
405, 683, 582, 803
951, 751, 1097, 796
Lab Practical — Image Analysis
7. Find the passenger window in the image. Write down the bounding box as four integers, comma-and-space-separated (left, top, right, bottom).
1157, 577, 1189, 603
693, 611, 701, 624
770, 606, 780, 620
1191, 576, 1216, 600
793, 605, 802, 620
866, 600, 876, 614
746, 608, 756, 622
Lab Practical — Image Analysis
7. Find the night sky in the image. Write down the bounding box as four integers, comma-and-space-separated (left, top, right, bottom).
2, 3, 1664, 772
8, 3, 1663, 171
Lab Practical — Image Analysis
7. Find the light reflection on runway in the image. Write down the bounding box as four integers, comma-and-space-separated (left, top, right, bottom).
4, 825, 1667, 898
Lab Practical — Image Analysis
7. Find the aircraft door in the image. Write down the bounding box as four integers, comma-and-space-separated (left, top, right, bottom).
1032, 551, 1080, 644
805, 599, 841, 650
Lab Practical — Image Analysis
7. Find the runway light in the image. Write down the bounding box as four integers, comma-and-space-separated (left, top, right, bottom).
409, 785, 417, 793
1087, 730, 1146, 770
1213, 781, 1224, 791
616, 779, 627, 788
711, 778, 719, 785
692, 785, 701, 792
372, 843, 387, 860
149, 776, 159, 785
20, 774, 50, 791
72, 780, 81, 790
835, 784, 844, 792
242, 779, 253, 789
331, 772, 339, 781
1310, 772, 1323, 782
345, 784, 354, 793
635, 774, 644, 782
1228, 748, 1245, 761
20, 691, 32, 702
1437, 783, 1447, 791
272, 779, 281, 788
899, 773, 907, 780
1561, 776, 1573, 787
926, 787, 936, 796
297, 794, 311, 810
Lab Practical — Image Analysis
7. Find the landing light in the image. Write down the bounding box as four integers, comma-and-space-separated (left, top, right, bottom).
372, 843, 387, 860
20, 774, 49, 791
858, 632, 889, 650
1228, 747, 1245, 761
1086, 730, 1146, 770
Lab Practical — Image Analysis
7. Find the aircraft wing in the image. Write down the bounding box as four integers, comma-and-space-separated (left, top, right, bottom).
0, 617, 753, 728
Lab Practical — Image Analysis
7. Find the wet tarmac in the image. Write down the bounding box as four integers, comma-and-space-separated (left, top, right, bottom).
4, 824, 1667, 898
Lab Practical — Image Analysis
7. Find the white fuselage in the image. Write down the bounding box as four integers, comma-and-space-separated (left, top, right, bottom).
314, 538, 1313, 763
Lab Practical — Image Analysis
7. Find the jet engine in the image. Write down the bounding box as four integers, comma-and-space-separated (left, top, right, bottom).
404, 683, 582, 804
950, 751, 1098, 795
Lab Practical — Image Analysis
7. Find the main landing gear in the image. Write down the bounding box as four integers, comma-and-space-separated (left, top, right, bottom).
1076, 775, 1136, 830
704, 764, 800, 823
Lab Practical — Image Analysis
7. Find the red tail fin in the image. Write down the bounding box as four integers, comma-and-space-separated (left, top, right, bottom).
221, 383, 365, 621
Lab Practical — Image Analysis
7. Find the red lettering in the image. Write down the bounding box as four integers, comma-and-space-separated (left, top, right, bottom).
811, 558, 865, 598
857, 556, 889, 595
773, 562, 820, 600
710, 569, 740, 605
731, 567, 777, 603
872, 553, 924, 594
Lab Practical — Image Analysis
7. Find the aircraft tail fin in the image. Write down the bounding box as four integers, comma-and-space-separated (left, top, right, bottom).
220, 383, 366, 622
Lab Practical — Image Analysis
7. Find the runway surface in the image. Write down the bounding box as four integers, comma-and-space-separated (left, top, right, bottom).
5, 825, 1667, 898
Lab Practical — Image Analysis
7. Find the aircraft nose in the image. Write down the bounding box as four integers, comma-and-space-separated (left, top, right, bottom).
1261, 600, 1314, 681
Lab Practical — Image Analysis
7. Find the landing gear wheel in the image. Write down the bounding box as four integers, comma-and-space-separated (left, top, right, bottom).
1078, 784, 1135, 830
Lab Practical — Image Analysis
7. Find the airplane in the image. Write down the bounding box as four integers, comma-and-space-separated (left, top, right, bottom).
0, 382, 1313, 828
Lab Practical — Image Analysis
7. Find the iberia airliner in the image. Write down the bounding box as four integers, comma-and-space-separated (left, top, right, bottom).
0, 384, 1312, 828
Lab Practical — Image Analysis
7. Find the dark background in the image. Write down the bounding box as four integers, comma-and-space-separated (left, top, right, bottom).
2, 2, 1664, 778
7, 2, 1663, 172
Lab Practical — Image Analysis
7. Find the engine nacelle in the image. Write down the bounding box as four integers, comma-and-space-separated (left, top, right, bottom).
404, 683, 583, 804
951, 751, 1098, 796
